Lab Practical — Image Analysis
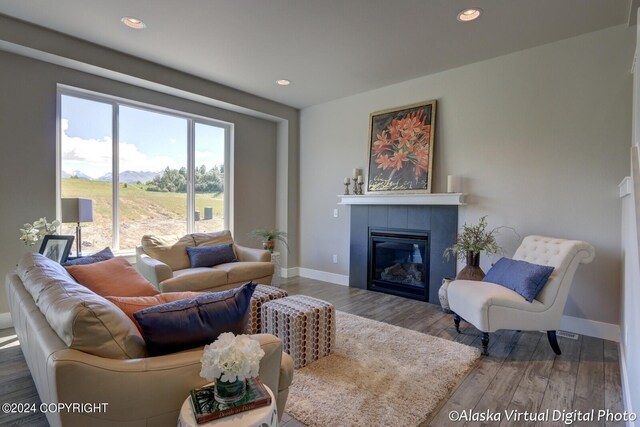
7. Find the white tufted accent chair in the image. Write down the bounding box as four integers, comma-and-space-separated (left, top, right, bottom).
447, 235, 595, 355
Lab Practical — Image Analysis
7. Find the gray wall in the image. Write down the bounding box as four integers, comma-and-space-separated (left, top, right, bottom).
0, 50, 277, 312
299, 25, 633, 325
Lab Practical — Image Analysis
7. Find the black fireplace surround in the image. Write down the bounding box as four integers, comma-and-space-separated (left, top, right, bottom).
369, 229, 430, 300
349, 205, 457, 304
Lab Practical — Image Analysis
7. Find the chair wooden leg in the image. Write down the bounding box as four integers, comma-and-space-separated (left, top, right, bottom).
481, 332, 489, 355
547, 331, 562, 355
453, 314, 461, 333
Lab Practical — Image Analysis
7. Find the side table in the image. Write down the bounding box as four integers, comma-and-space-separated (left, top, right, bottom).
177, 384, 277, 427
270, 251, 281, 287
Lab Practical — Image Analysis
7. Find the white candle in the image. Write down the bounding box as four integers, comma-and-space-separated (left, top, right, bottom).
447, 175, 456, 193
357, 175, 364, 184
352, 168, 359, 179
344, 177, 350, 185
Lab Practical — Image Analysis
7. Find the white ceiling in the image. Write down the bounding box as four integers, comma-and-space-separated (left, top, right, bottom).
0, 0, 630, 108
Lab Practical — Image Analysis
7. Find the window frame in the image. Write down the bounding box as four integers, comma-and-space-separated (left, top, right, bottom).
56, 84, 233, 254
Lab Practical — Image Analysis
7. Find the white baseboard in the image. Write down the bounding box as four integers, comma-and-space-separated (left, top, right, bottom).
286, 267, 349, 286
560, 315, 620, 342
298, 268, 349, 286
0, 312, 13, 329
618, 342, 636, 427
280, 267, 299, 278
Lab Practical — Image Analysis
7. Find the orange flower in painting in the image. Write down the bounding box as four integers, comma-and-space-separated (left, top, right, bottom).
391, 150, 409, 170
375, 154, 393, 170
373, 131, 392, 154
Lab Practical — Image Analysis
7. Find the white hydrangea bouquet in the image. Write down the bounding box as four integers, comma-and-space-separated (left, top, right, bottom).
19, 217, 61, 246
200, 333, 265, 403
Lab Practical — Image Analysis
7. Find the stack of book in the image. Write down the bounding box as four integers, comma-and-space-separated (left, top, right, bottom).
190, 377, 271, 424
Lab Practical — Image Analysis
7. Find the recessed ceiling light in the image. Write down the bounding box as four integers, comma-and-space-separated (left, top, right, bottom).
276, 79, 291, 86
121, 16, 147, 29
457, 8, 482, 22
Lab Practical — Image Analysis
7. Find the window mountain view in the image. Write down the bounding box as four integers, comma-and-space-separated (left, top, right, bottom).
60, 94, 226, 253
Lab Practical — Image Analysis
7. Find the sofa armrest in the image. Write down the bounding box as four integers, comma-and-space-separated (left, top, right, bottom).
135, 246, 173, 287
47, 334, 290, 424
235, 244, 271, 262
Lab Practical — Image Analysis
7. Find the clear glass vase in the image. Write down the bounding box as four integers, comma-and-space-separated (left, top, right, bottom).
214, 378, 246, 404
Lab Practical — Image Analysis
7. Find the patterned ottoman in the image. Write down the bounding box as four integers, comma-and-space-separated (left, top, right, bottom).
244, 284, 289, 334
261, 295, 335, 369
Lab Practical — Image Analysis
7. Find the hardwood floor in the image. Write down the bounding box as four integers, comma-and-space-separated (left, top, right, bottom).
0, 277, 624, 427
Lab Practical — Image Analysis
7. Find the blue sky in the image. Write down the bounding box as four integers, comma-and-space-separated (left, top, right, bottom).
61, 95, 225, 178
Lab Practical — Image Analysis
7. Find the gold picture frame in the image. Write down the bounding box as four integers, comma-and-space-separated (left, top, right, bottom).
366, 100, 437, 193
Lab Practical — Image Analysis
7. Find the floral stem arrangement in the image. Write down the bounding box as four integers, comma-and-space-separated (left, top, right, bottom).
200, 333, 265, 404
19, 217, 61, 246
443, 216, 516, 281
249, 227, 288, 253
444, 216, 501, 262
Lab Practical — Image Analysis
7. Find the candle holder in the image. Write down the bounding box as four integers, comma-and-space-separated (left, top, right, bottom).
344, 182, 350, 195
352, 180, 358, 195
357, 182, 364, 195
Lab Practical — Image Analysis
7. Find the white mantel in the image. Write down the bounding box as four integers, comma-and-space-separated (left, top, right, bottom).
337, 193, 465, 205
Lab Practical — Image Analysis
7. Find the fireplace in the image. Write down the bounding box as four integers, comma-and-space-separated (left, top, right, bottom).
369, 229, 429, 300
348, 204, 457, 304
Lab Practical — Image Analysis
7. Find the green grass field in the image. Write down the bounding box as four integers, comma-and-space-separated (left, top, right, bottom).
61, 178, 224, 250
62, 178, 224, 219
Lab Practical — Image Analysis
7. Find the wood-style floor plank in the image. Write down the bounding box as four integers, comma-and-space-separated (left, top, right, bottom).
0, 277, 625, 427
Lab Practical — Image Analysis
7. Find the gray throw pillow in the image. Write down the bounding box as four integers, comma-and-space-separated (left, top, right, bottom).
62, 247, 114, 266
186, 243, 237, 268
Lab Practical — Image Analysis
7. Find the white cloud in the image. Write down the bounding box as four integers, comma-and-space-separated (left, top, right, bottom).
61, 119, 180, 177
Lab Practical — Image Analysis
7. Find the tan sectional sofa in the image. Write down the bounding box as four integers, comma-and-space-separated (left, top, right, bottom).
136, 230, 274, 293
6, 253, 293, 427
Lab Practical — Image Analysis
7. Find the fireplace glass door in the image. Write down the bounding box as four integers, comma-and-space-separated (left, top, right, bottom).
369, 230, 429, 300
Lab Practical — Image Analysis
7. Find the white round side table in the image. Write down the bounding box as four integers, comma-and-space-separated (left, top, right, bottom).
270, 251, 281, 287
177, 384, 277, 427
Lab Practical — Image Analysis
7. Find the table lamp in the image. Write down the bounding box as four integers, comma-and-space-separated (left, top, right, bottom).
61, 198, 94, 257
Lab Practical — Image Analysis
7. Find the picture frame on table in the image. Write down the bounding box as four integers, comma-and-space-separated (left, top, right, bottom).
366, 100, 437, 193
39, 235, 74, 264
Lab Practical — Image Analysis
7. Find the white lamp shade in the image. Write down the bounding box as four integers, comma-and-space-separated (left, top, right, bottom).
61, 198, 94, 223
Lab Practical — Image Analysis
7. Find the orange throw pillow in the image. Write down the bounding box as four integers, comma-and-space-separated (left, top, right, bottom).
105, 292, 204, 332
65, 257, 160, 298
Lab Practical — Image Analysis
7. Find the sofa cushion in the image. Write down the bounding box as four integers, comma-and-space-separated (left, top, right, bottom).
214, 261, 274, 283
141, 234, 195, 271
62, 247, 114, 266
134, 283, 257, 356
192, 230, 234, 247
186, 243, 237, 268
17, 253, 147, 359
483, 257, 555, 302
106, 292, 204, 332
65, 257, 160, 297
160, 268, 229, 292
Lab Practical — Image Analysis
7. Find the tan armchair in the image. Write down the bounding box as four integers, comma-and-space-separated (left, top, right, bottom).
136, 230, 274, 293
448, 235, 595, 355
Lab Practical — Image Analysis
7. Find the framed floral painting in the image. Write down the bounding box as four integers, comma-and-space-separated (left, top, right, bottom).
366, 100, 437, 193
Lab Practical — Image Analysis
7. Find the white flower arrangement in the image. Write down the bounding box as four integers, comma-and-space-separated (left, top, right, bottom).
200, 333, 265, 383
19, 218, 61, 246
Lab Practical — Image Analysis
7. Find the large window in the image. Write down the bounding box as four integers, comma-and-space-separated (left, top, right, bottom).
58, 88, 230, 253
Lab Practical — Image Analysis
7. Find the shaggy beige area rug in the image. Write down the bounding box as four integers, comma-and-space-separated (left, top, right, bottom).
285, 311, 480, 427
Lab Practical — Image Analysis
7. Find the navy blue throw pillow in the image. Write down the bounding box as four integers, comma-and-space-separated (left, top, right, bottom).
133, 282, 256, 356
483, 258, 554, 302
62, 247, 114, 266
186, 244, 237, 268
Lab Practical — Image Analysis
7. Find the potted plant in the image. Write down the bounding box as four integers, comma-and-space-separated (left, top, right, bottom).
19, 217, 61, 246
249, 227, 288, 253
443, 216, 506, 281
200, 333, 265, 404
